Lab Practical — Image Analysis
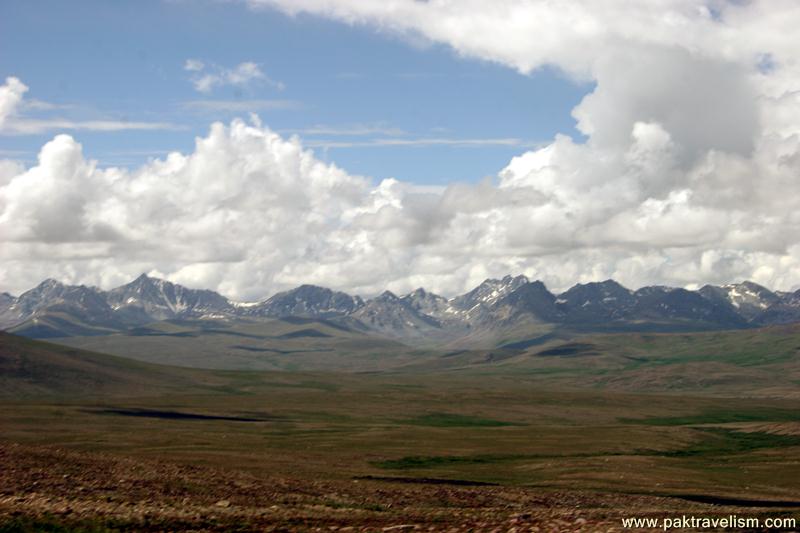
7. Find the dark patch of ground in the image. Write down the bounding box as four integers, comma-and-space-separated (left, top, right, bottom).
536, 343, 599, 357
278, 329, 332, 339
353, 475, 499, 487
84, 408, 276, 423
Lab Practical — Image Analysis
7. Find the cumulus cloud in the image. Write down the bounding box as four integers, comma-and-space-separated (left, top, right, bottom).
3, 1, 800, 297
185, 60, 284, 93
0, 119, 373, 297
2, 111, 800, 299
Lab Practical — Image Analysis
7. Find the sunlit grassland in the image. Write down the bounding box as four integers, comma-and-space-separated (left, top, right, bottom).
3, 368, 800, 503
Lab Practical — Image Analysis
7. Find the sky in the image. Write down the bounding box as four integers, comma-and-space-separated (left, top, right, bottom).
0, 0, 587, 180
1, 0, 800, 300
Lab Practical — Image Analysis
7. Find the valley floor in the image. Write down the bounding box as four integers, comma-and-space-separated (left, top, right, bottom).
4, 332, 800, 531
2, 368, 800, 531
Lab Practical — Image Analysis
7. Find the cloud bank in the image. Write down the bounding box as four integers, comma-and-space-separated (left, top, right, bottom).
2, 1, 800, 299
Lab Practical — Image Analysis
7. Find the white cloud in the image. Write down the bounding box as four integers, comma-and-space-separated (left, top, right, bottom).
0, 77, 28, 129
186, 60, 284, 93
2, 118, 184, 135
303, 137, 534, 149
22, 98, 72, 112
243, 1, 797, 78
0, 76, 182, 135
2, 110, 800, 299
184, 58, 205, 72
291, 124, 406, 136
182, 99, 301, 112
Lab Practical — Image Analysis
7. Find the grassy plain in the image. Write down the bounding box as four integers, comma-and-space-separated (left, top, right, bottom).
2, 331, 800, 530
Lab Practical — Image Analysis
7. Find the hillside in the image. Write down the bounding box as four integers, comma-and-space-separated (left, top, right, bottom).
460, 324, 800, 397
47, 318, 800, 397
57, 316, 419, 371
0, 332, 219, 398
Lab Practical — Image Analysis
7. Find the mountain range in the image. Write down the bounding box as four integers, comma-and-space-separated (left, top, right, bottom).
2, 274, 800, 344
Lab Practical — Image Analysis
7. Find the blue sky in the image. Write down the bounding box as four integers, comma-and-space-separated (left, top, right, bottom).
0, 0, 589, 184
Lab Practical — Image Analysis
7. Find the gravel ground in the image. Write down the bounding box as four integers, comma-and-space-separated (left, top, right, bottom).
0, 442, 792, 532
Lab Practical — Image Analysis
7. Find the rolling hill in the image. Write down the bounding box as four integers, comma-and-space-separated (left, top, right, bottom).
54, 316, 420, 371
0, 331, 223, 398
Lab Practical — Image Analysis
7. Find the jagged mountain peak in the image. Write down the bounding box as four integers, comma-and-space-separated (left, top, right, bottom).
376, 290, 400, 302
111, 274, 167, 295
269, 284, 351, 298
731, 280, 770, 290
248, 283, 363, 318
491, 274, 530, 289
475, 274, 530, 291
467, 279, 563, 325
22, 278, 75, 299
269, 284, 336, 301
558, 279, 632, 299
106, 274, 233, 322
637, 285, 673, 293
556, 279, 635, 322
20, 279, 102, 302
591, 279, 630, 291
401, 288, 454, 321
126, 273, 172, 288
497, 279, 555, 305
698, 280, 780, 322
352, 288, 443, 340
404, 287, 446, 301
113, 274, 168, 297
295, 283, 330, 291
451, 274, 530, 311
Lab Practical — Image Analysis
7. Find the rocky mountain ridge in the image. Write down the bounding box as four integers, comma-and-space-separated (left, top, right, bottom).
2, 274, 800, 340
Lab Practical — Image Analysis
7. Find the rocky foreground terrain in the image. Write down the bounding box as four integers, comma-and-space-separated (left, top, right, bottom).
2, 442, 796, 532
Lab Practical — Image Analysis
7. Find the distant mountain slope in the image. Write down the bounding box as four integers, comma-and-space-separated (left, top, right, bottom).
5, 309, 800, 396
58, 317, 416, 371
629, 286, 747, 328
1, 280, 127, 338
400, 323, 800, 397
350, 290, 460, 344
0, 332, 210, 397
42, 318, 800, 396
0, 276, 238, 336
755, 289, 800, 325
3, 274, 800, 346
